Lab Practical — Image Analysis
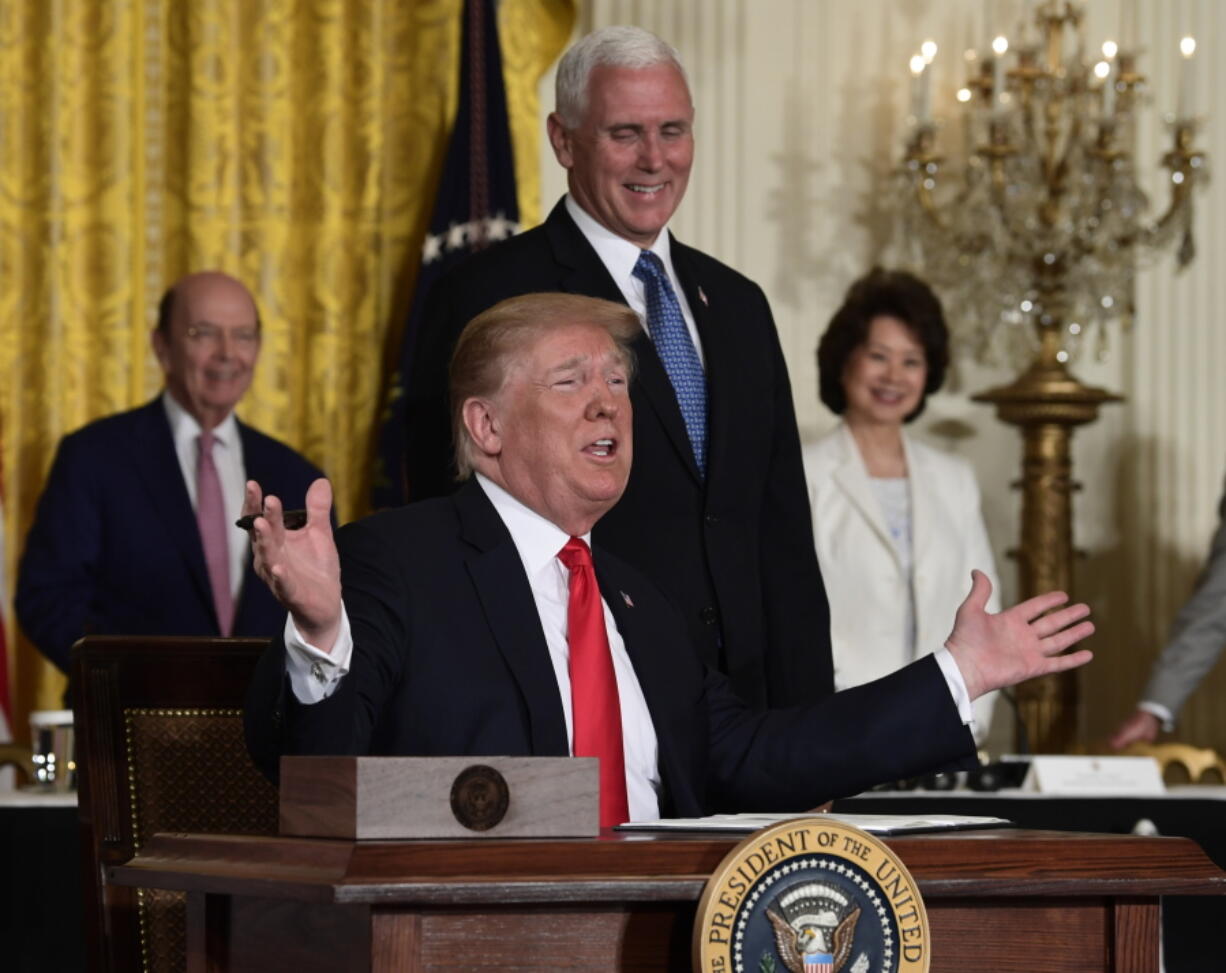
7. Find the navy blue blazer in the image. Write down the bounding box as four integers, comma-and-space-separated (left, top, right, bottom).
403, 199, 833, 711
16, 398, 324, 672
244, 479, 974, 816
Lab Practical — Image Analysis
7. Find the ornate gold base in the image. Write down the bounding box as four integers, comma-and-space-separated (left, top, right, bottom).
974, 360, 1121, 754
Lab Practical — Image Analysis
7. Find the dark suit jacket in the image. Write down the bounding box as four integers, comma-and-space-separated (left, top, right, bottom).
245, 479, 974, 816
404, 199, 833, 710
16, 398, 324, 672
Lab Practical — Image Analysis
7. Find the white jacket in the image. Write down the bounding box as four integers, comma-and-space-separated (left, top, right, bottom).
803, 423, 1003, 745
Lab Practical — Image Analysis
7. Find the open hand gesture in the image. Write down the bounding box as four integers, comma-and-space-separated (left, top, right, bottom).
944, 570, 1094, 701
243, 477, 342, 650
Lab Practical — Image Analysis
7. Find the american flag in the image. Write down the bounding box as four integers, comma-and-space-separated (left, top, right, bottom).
372, 0, 520, 508
803, 954, 834, 973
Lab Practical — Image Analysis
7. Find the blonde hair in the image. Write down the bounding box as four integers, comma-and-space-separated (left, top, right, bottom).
449, 293, 639, 478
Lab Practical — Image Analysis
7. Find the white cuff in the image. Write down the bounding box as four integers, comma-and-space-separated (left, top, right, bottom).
284, 608, 354, 704
1137, 700, 1175, 732
933, 646, 976, 728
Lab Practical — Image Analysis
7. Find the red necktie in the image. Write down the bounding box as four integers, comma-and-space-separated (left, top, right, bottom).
558, 537, 630, 828
197, 431, 234, 636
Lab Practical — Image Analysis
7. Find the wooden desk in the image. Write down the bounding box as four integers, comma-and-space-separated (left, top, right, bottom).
111, 828, 1225, 972
838, 788, 1226, 970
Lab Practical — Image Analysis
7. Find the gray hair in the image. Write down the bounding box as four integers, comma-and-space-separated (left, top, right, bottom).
449, 293, 640, 479
555, 25, 688, 129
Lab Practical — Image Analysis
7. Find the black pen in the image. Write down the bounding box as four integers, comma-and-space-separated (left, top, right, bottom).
235, 509, 308, 531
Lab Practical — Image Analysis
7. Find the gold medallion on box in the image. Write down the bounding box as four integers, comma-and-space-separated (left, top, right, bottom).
693, 818, 929, 973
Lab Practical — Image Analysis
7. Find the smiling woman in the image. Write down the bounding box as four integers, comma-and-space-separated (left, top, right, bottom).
802, 268, 1006, 747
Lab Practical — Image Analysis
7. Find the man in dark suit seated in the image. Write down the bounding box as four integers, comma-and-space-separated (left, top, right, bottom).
16, 271, 324, 673
403, 26, 832, 711
244, 294, 1092, 823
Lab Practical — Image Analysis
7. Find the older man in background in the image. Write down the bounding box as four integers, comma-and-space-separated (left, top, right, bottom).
403, 26, 832, 712
17, 271, 324, 673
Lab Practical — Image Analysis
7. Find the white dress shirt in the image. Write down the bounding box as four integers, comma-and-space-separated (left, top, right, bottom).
283, 474, 662, 822
1137, 700, 1175, 730
564, 194, 706, 367
869, 476, 916, 660
162, 391, 246, 599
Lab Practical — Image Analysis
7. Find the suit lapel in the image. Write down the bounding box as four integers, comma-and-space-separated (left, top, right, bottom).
595, 554, 694, 815
831, 424, 902, 571
233, 421, 271, 628
542, 201, 625, 304
671, 239, 724, 483
629, 330, 703, 482
128, 400, 216, 617
455, 481, 570, 756
903, 433, 933, 570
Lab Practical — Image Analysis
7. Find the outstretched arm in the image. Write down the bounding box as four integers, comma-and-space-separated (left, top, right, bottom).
244, 477, 342, 650
944, 569, 1094, 701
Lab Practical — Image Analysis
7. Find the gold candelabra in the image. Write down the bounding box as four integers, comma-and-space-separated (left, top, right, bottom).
895, 2, 1207, 753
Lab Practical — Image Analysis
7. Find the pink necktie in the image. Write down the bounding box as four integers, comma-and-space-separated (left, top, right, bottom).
197, 431, 234, 636
558, 537, 630, 829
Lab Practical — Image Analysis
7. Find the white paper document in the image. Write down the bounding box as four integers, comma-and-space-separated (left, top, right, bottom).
616, 811, 1013, 835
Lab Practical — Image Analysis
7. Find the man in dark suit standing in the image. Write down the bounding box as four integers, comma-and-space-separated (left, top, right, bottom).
404, 26, 830, 711
17, 271, 324, 673
245, 294, 1093, 823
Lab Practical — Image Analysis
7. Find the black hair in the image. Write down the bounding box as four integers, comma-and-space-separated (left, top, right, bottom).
816, 267, 949, 422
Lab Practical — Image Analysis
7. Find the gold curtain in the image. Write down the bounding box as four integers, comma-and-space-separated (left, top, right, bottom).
0, 0, 575, 722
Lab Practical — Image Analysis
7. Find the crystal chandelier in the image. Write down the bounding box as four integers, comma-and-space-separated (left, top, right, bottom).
890, 1, 1208, 754
894, 1, 1207, 369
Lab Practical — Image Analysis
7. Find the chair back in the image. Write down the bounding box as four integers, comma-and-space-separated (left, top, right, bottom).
73, 636, 278, 973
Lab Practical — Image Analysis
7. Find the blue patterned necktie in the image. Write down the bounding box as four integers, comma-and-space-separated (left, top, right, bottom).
632, 249, 708, 476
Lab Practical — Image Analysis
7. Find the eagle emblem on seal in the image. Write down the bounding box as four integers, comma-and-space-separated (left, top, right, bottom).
765, 881, 860, 973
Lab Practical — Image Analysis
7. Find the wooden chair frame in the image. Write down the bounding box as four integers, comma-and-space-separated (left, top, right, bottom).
72, 636, 278, 973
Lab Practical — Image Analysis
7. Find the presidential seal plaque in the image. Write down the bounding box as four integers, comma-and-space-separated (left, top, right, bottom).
694, 817, 930, 973
450, 764, 511, 831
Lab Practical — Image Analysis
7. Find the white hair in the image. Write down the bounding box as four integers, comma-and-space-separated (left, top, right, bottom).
554, 25, 689, 129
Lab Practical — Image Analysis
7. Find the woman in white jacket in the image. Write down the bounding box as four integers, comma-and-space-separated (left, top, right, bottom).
803, 268, 1004, 746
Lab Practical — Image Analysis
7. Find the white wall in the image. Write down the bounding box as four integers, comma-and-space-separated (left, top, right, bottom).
540, 0, 1226, 749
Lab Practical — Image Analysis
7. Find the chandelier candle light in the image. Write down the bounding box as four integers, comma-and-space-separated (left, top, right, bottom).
895, 0, 1207, 753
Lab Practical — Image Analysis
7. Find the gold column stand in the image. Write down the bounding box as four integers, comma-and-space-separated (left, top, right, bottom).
894, 4, 1205, 755
974, 345, 1121, 754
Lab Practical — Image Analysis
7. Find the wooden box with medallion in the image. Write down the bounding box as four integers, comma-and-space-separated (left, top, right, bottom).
278, 756, 599, 839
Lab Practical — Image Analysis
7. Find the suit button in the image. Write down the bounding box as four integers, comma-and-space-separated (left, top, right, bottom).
700, 606, 719, 625
704, 514, 720, 527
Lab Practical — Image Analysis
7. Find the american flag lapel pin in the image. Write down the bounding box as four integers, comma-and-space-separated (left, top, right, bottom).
698, 285, 709, 306
621, 591, 635, 608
